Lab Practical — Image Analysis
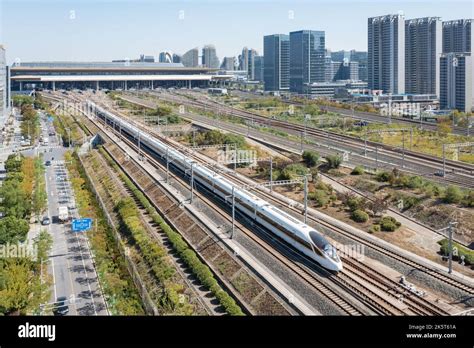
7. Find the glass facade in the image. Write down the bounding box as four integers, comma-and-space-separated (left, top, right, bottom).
0, 46, 6, 119
289, 30, 325, 93
368, 14, 405, 94
263, 34, 290, 91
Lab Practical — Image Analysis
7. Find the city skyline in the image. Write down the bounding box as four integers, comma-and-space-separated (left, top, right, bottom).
0, 0, 472, 64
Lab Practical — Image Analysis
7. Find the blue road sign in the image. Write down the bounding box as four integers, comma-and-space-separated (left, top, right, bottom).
72, 218, 93, 232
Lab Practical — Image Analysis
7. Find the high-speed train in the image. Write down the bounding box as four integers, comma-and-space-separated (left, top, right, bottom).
88, 101, 342, 272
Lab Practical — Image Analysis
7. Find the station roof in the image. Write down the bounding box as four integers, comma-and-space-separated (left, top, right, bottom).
11, 74, 231, 82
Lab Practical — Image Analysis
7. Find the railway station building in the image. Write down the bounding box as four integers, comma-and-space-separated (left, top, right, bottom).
10, 61, 231, 92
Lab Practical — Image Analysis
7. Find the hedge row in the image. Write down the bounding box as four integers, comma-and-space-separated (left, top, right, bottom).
99, 147, 245, 316
115, 198, 192, 314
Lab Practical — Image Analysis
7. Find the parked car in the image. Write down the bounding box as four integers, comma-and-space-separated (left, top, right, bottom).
53, 296, 69, 315
45, 160, 51, 166
41, 216, 51, 225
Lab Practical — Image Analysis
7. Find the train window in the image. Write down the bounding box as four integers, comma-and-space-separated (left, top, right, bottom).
269, 207, 301, 225
309, 231, 328, 250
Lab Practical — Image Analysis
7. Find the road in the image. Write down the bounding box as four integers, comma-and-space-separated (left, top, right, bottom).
39, 113, 108, 315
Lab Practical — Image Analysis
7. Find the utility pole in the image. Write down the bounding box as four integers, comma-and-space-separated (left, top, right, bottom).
269, 157, 273, 192
375, 146, 379, 169
137, 130, 141, 159
304, 175, 308, 224
165, 148, 169, 183
234, 144, 237, 171
190, 163, 194, 203
446, 221, 458, 274
300, 130, 304, 153
442, 144, 446, 177
231, 186, 235, 239
402, 130, 405, 168
364, 129, 368, 157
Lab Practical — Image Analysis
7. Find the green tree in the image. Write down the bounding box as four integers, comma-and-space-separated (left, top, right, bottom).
0, 179, 30, 219
0, 258, 49, 315
325, 155, 342, 169
0, 216, 29, 244
34, 230, 53, 265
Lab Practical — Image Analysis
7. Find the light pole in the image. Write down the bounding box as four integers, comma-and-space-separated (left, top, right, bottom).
66, 127, 71, 148
190, 163, 194, 203
231, 186, 235, 239
270, 157, 273, 192
304, 175, 308, 224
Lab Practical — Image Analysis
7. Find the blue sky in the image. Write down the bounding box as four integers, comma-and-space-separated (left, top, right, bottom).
0, 0, 472, 64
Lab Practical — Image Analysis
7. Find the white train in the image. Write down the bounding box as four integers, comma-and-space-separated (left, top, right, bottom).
88, 102, 343, 272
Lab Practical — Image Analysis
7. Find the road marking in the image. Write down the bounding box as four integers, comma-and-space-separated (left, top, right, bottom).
51, 257, 57, 301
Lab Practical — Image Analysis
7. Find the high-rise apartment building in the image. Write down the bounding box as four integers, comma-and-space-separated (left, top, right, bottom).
263, 34, 290, 91
368, 14, 405, 93
202, 45, 220, 69
221, 57, 236, 70
405, 17, 442, 95
289, 30, 326, 93
182, 48, 199, 67
442, 19, 472, 53
440, 52, 472, 112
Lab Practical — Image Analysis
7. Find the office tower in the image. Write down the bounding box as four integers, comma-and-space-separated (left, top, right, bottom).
182, 48, 199, 67
443, 19, 472, 53
0, 45, 6, 120
172, 53, 182, 63
254, 56, 264, 82
331, 50, 350, 62
289, 30, 326, 93
368, 14, 405, 93
158, 51, 173, 63
405, 17, 442, 95
221, 57, 236, 70
202, 45, 220, 69
440, 52, 472, 112
238, 47, 258, 79
350, 50, 368, 81
263, 34, 290, 91
325, 55, 334, 82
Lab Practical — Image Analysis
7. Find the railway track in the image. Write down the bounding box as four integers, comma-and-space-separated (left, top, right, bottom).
52, 92, 472, 315
137, 91, 474, 188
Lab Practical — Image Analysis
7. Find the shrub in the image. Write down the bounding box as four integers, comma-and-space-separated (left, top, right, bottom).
351, 166, 364, 175
376, 171, 392, 182
351, 209, 369, 223
278, 163, 307, 180
407, 175, 424, 189
324, 155, 343, 169
462, 190, 474, 207
302, 150, 320, 167
380, 216, 401, 232
438, 239, 473, 265
309, 190, 329, 207
369, 224, 381, 233
443, 185, 463, 204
